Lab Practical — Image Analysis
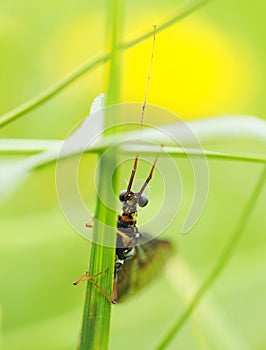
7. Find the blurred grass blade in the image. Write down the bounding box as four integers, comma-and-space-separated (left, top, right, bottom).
1, 143, 264, 202
75, 115, 266, 155
121, 145, 266, 164
0, 139, 62, 154
0, 54, 107, 129
0, 116, 264, 200
180, 115, 266, 143
0, 0, 210, 129
0, 93, 105, 155
120, 115, 266, 146
0, 161, 29, 200
0, 94, 106, 200
89, 93, 106, 114
1, 115, 265, 157
166, 256, 249, 349
1, 141, 265, 164
155, 166, 266, 350
122, 0, 210, 50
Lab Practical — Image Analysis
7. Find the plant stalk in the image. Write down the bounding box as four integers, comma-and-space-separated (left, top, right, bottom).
155, 166, 266, 349
0, 0, 210, 129
78, 0, 123, 349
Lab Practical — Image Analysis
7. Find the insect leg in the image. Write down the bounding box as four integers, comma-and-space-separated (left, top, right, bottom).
72, 269, 108, 285
111, 273, 118, 304
73, 268, 118, 304
88, 278, 116, 304
85, 216, 94, 228
116, 229, 133, 246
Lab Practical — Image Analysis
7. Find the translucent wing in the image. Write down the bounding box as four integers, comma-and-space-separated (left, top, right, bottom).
117, 233, 173, 302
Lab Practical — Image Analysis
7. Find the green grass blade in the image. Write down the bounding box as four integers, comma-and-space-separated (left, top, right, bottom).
0, 54, 105, 128
0, 0, 210, 129
166, 257, 249, 349
121, 145, 266, 164
0, 113, 264, 200
0, 139, 264, 202
78, 1, 123, 349
155, 165, 266, 349
0, 139, 62, 154
122, 0, 211, 50
78, 156, 117, 350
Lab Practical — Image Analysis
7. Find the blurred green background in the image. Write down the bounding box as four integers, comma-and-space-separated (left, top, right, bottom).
0, 0, 266, 349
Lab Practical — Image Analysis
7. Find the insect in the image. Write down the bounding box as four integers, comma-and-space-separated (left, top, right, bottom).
73, 25, 173, 303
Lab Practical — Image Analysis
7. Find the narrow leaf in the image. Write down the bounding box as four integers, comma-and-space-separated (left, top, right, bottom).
78, 2, 123, 349
155, 166, 266, 349
0, 0, 210, 128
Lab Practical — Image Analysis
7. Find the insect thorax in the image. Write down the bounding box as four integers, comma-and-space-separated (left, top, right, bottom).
115, 191, 147, 265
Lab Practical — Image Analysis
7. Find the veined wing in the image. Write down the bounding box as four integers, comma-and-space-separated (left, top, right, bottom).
117, 233, 173, 302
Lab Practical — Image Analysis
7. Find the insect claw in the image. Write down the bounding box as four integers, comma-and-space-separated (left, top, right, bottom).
85, 216, 95, 228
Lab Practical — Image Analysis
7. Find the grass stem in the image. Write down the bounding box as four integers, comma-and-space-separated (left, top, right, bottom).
155, 165, 266, 349
0, 0, 210, 129
78, 1, 123, 349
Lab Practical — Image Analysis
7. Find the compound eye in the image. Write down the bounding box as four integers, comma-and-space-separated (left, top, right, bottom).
119, 190, 127, 202
138, 194, 148, 207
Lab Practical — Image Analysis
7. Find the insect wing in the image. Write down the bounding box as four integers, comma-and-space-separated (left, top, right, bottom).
117, 233, 172, 302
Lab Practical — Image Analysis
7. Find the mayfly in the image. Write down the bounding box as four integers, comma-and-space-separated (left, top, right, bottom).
73, 25, 172, 303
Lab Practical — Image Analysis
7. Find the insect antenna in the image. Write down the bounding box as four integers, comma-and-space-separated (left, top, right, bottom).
137, 155, 158, 196
126, 25, 157, 195
140, 24, 157, 131
126, 155, 138, 194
